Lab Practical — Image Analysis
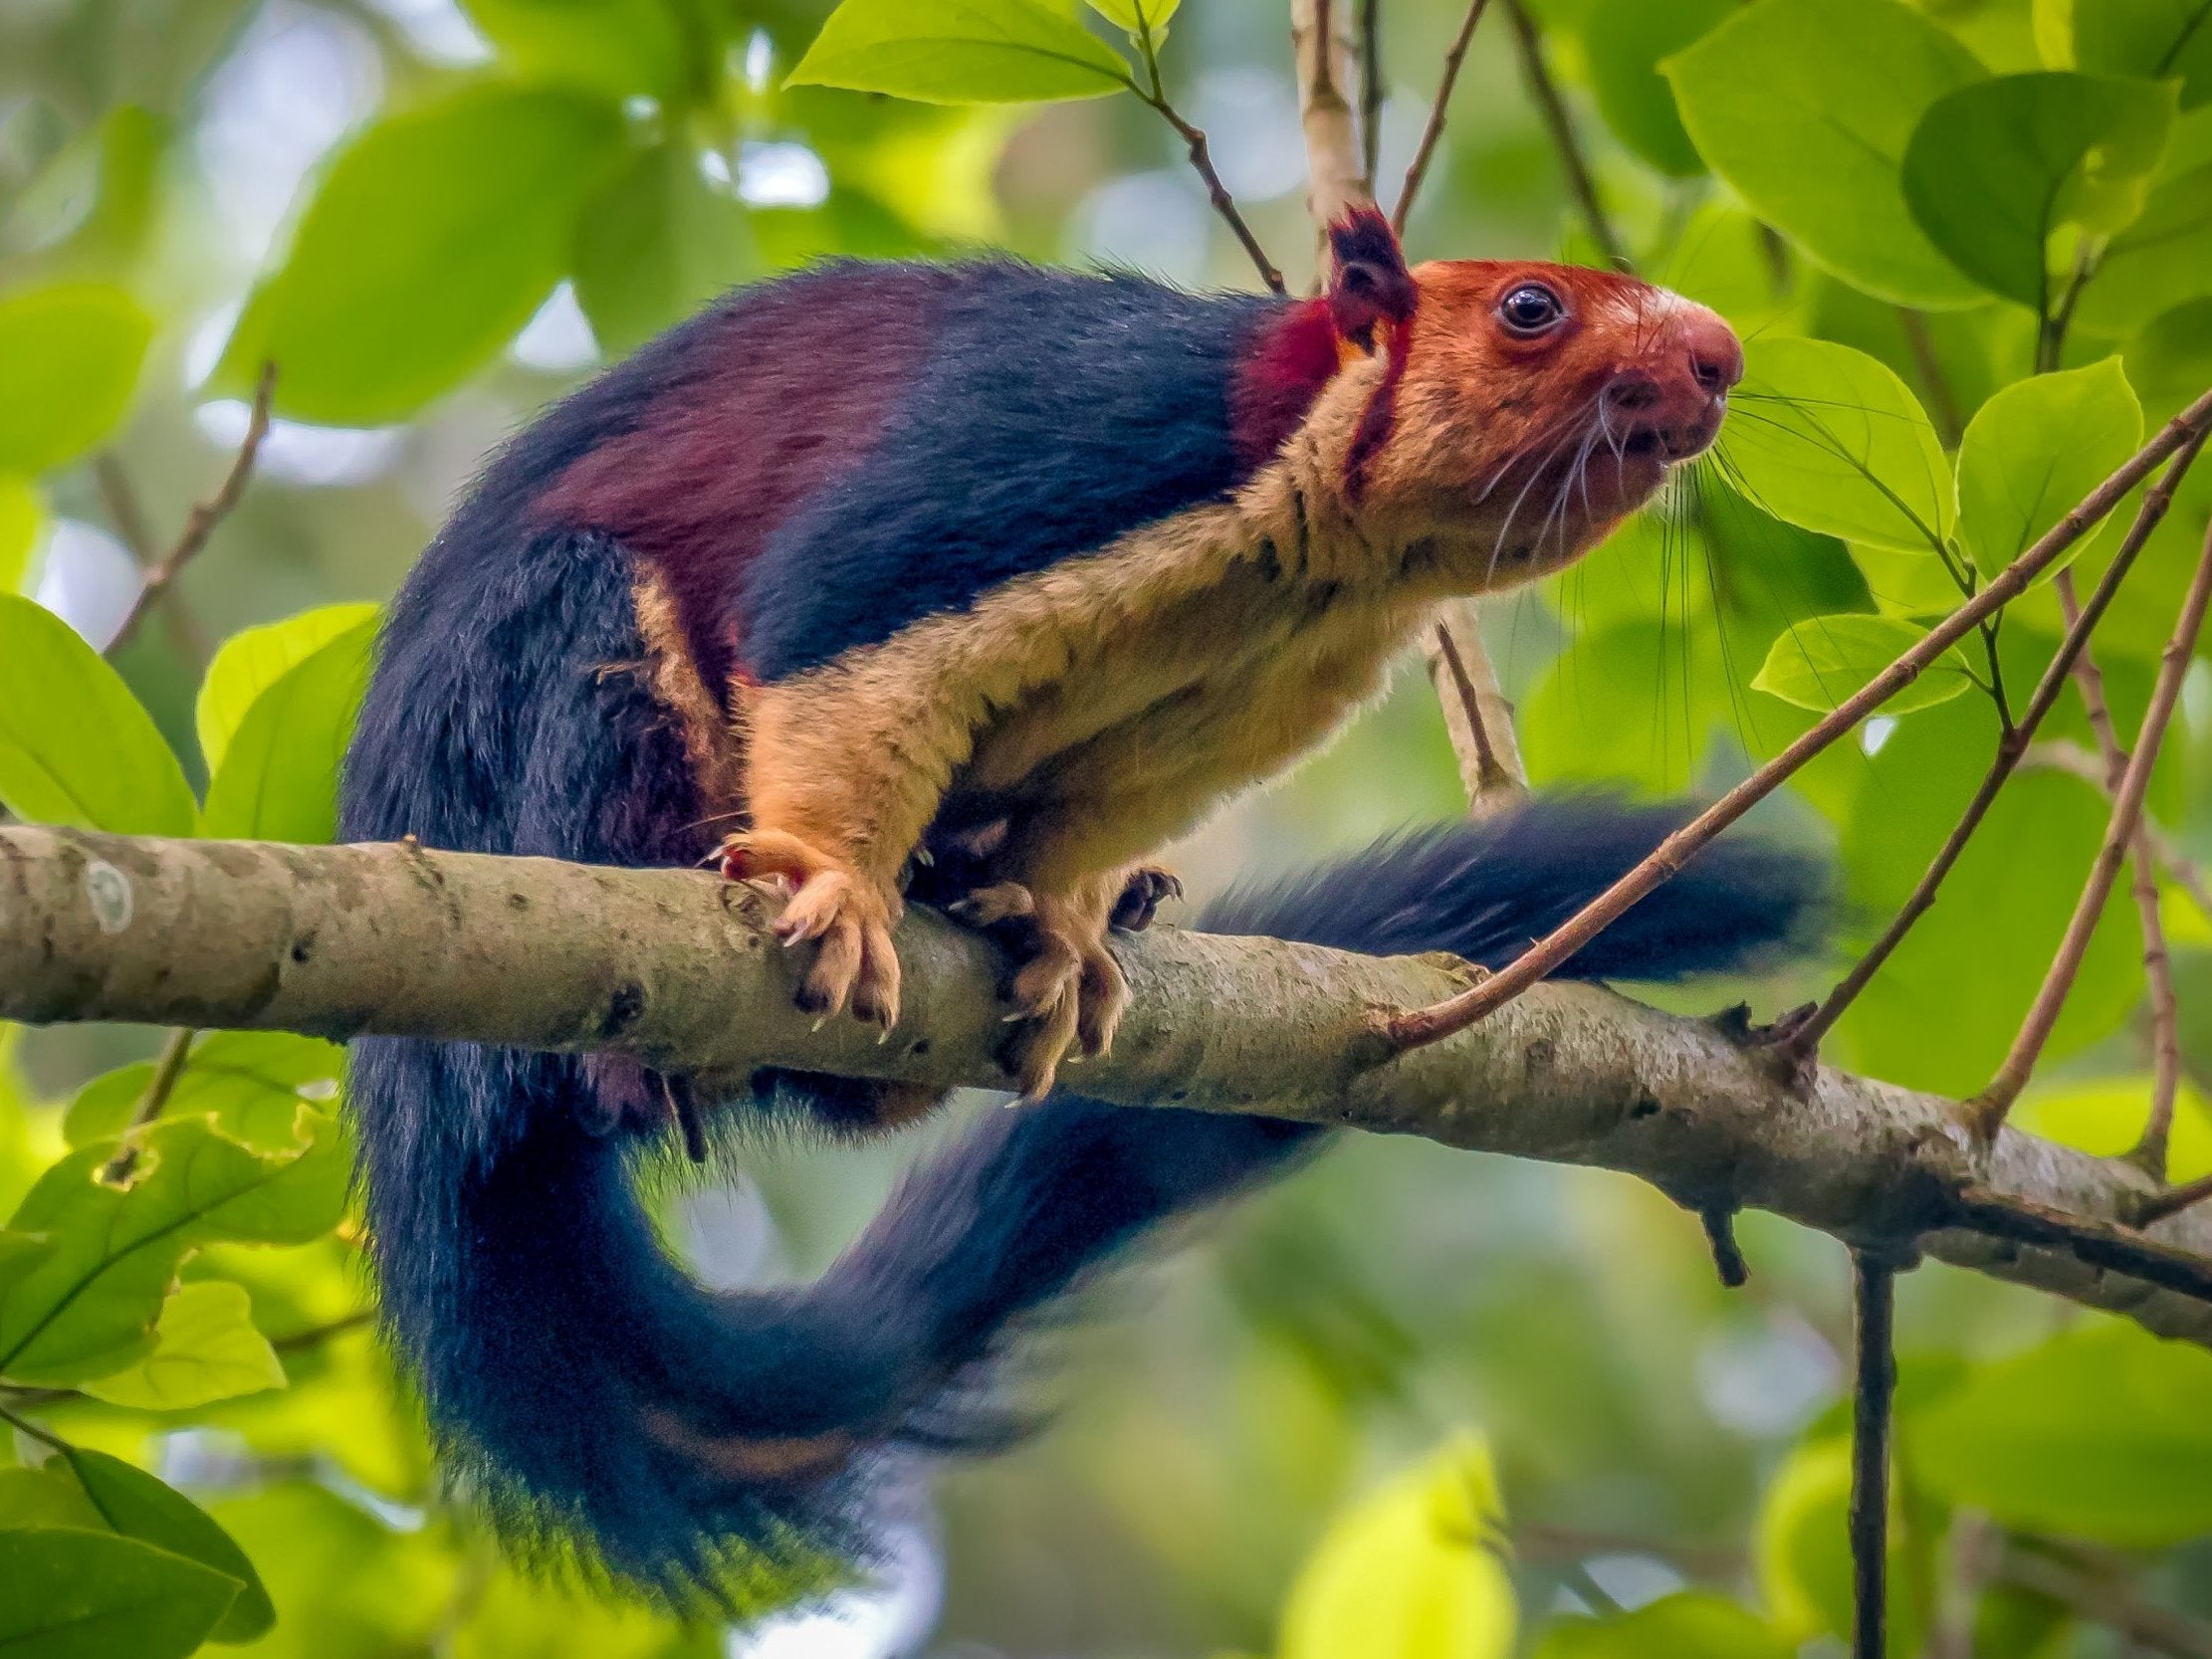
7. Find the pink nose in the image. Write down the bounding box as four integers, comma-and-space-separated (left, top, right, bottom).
1678, 308, 1743, 395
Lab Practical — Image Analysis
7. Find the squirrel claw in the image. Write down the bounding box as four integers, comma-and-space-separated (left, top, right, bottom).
1109, 865, 1183, 933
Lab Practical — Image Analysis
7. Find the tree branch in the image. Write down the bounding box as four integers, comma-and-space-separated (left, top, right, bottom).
12, 826, 2212, 1347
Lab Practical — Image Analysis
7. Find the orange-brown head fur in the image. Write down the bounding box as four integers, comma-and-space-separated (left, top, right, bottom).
1300, 214, 1740, 593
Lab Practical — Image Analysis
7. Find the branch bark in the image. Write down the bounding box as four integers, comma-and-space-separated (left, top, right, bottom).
11, 825, 2212, 1348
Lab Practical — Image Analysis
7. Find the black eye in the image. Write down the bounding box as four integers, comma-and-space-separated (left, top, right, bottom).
1496, 283, 1565, 335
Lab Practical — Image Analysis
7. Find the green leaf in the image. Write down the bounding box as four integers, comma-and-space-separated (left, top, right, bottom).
1753, 614, 1974, 714
0, 1528, 239, 1659
2013, 1075, 2212, 1180
1663, 0, 1987, 307
1955, 357, 2143, 579
1719, 337, 1954, 552
1909, 1320, 2212, 1545
572, 143, 758, 357
1278, 1433, 1516, 1659
2074, 160, 2212, 333
1086, 0, 1178, 39
787, 0, 1132, 104
1902, 72, 2175, 311
2066, 0, 2212, 110
199, 617, 377, 843
1582, 0, 1732, 176
54, 1449, 275, 1642
65, 1033, 344, 1153
0, 1467, 106, 1531
77, 1282, 286, 1412
0, 477, 39, 594
215, 87, 628, 425
195, 603, 378, 777
461, 0, 692, 101
0, 285, 152, 474
0, 594, 198, 837
1534, 1593, 1790, 1659
0, 1111, 345, 1386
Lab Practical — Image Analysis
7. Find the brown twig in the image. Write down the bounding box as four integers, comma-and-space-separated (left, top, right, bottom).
1849, 1252, 1898, 1659
1386, 382, 2212, 1051
104, 362, 275, 659
1357, 0, 1383, 196
2027, 738, 2212, 926
1786, 433, 2207, 1057
2057, 569, 2183, 1176
1949, 1185, 2212, 1303
98, 1026, 195, 1184
1502, 0, 1627, 270
1430, 615, 1526, 808
2136, 1171, 2212, 1228
1391, 0, 1493, 237
1966, 513, 2212, 1137
1700, 1206, 1749, 1288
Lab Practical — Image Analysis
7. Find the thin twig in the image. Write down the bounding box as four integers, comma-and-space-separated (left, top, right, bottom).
2136, 1171, 2212, 1228
94, 454, 212, 664
1787, 434, 2207, 1056
99, 1026, 196, 1184
1700, 1207, 1749, 1288
1967, 513, 2212, 1136
1430, 614, 1526, 808
2057, 569, 2182, 1177
1391, 0, 1493, 237
1385, 383, 2212, 1051
104, 362, 275, 659
1358, 0, 1383, 196
1139, 93, 1285, 294
1502, 0, 1627, 270
270, 1309, 375, 1353
2027, 738, 2212, 927
1850, 1252, 1898, 1659
1950, 1185, 2212, 1303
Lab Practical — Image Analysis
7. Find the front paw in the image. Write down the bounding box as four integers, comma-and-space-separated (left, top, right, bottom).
719, 833, 900, 1032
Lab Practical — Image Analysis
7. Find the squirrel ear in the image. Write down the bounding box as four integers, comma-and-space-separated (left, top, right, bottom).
1325, 206, 1416, 352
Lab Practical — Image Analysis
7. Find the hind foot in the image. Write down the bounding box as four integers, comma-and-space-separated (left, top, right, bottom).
1000, 892, 1128, 1104
717, 831, 901, 1033
1110, 864, 1183, 932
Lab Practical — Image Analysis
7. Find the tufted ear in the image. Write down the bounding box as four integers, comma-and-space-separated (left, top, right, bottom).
1325, 206, 1417, 352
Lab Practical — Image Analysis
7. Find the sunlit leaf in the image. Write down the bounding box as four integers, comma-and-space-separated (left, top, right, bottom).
66, 1032, 345, 1152
197, 603, 379, 776
1664, 0, 1986, 307
2065, 0, 2212, 109
2012, 1075, 2212, 1180
0, 1110, 345, 1386
1534, 1592, 1790, 1659
0, 593, 198, 836
1720, 337, 1953, 553
199, 616, 377, 843
1278, 1433, 1516, 1659
1086, 0, 1179, 39
215, 87, 628, 424
1908, 1320, 2212, 1545
1753, 614, 1973, 715
1902, 72, 2174, 310
78, 1281, 287, 1412
0, 284, 152, 474
0, 1529, 239, 1659
0, 476, 40, 594
1955, 357, 2142, 579
787, 0, 1132, 104
2074, 161, 2212, 333
1583, 0, 1732, 176
53, 1447, 276, 1641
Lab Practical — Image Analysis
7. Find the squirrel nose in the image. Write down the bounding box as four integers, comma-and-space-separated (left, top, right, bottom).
1680, 311, 1743, 394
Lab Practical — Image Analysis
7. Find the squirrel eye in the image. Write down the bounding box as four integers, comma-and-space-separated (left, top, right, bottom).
1496, 283, 1566, 336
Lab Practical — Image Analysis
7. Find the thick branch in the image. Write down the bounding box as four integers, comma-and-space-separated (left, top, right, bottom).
9, 826, 2212, 1347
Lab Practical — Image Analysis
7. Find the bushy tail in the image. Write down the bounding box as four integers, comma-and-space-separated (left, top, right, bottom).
340, 525, 1823, 1602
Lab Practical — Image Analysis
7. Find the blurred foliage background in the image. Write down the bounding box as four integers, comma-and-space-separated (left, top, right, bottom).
7, 0, 2212, 1653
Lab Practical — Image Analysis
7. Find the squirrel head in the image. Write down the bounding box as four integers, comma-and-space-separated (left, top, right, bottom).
1287, 209, 1742, 589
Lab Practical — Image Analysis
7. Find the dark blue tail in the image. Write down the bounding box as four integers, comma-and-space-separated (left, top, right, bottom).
340, 517, 1823, 1603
